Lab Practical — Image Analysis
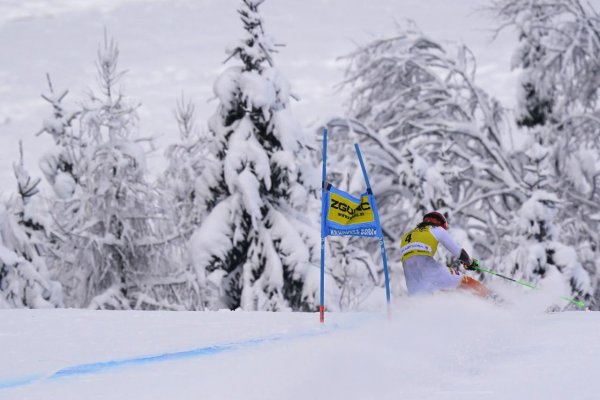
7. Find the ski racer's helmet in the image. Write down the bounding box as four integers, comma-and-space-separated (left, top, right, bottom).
423, 211, 448, 230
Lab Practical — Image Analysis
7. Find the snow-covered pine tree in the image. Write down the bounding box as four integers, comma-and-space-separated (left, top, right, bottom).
161, 94, 208, 236
40, 33, 199, 310
0, 145, 62, 308
189, 0, 319, 311
338, 23, 523, 273
491, 0, 600, 124
490, 0, 598, 308
38, 74, 80, 200
493, 124, 593, 309
499, 173, 593, 310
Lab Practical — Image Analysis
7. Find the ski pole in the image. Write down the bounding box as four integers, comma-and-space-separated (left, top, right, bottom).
473, 266, 586, 309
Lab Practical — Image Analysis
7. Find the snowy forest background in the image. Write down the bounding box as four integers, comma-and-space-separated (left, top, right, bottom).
1, 0, 600, 311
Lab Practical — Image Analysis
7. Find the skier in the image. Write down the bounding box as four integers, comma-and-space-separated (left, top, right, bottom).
400, 211, 490, 297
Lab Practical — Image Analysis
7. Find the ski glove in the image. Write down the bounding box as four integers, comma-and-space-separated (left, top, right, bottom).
458, 249, 472, 265
464, 259, 480, 271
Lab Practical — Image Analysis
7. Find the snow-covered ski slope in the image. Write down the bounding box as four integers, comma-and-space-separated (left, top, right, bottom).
1, 294, 599, 400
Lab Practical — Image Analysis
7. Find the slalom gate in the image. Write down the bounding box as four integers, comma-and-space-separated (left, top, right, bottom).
319, 128, 391, 323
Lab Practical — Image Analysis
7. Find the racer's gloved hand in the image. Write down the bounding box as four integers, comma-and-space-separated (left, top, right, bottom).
464, 259, 480, 271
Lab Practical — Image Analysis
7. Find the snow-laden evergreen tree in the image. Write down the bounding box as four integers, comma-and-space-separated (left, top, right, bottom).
189, 0, 320, 311
497, 137, 593, 309
0, 145, 62, 308
161, 94, 208, 236
491, 0, 600, 125
38, 74, 80, 200
339, 22, 523, 275
490, 0, 598, 308
39, 34, 200, 310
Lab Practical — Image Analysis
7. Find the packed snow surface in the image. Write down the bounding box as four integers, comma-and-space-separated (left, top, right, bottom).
1, 294, 598, 400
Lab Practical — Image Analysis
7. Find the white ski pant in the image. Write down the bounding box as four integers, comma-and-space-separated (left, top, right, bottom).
403, 255, 462, 295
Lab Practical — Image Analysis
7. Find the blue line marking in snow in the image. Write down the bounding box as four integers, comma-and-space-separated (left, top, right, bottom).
48, 341, 242, 379
0, 374, 44, 390
0, 317, 370, 391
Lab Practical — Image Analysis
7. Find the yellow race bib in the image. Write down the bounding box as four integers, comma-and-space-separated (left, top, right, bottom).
400, 226, 439, 263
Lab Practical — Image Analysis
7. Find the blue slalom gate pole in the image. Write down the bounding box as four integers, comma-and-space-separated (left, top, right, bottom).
320, 128, 328, 323
354, 144, 391, 307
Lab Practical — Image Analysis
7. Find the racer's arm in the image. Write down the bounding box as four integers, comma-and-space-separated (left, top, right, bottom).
430, 226, 473, 265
